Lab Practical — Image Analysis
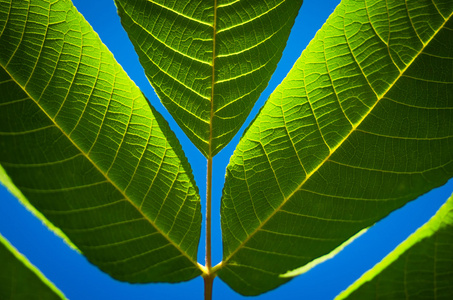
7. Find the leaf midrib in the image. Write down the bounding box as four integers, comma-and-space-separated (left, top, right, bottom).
0, 64, 201, 272
217, 8, 453, 271
208, 0, 218, 158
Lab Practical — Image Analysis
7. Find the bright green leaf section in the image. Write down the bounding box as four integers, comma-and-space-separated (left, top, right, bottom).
0, 0, 201, 283
280, 227, 368, 278
114, 0, 303, 157
0, 234, 66, 300
336, 193, 453, 300
219, 0, 453, 295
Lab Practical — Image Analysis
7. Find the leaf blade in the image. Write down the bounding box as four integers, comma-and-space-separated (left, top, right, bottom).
114, 0, 304, 157
335, 193, 453, 300
0, 165, 78, 252
0, 0, 201, 283
0, 234, 66, 300
219, 0, 453, 294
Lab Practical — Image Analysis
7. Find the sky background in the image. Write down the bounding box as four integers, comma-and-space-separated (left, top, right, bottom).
1, 0, 452, 299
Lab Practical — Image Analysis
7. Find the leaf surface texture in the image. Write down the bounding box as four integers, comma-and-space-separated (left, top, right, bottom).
0, 0, 201, 283
336, 193, 453, 300
219, 0, 453, 294
114, 0, 303, 157
0, 234, 66, 300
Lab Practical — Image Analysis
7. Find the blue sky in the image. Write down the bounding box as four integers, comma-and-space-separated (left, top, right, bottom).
1, 0, 452, 299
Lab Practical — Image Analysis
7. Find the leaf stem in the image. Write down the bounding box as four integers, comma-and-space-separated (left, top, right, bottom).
204, 157, 215, 299
204, 275, 214, 300
206, 157, 213, 272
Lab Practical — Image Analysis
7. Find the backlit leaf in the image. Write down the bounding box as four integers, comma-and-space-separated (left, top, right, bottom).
218, 0, 453, 295
336, 193, 453, 300
114, 0, 304, 157
0, 234, 66, 300
0, 0, 201, 283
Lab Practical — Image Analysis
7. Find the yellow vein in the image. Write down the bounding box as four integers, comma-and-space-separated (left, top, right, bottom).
217, 0, 240, 8
385, 96, 453, 109
146, 56, 210, 101
139, 146, 167, 209
216, 18, 289, 58
167, 187, 190, 237
19, 180, 108, 193
146, 0, 212, 27
53, 24, 85, 121
214, 77, 266, 113
431, 0, 443, 18
96, 243, 173, 266
124, 118, 155, 194
80, 231, 159, 250
23, 1, 52, 89
0, 78, 14, 86
405, 0, 425, 44
226, 262, 278, 274
280, 209, 369, 223
0, 124, 55, 136
216, 0, 285, 33
243, 163, 261, 223
154, 81, 210, 121
153, 165, 179, 222
208, 0, 217, 158
281, 105, 307, 175
62, 218, 144, 233
0, 153, 83, 168
260, 228, 342, 241
355, 128, 453, 140
0, 0, 12, 37
69, 43, 104, 137
117, 0, 212, 66
302, 62, 331, 151
86, 67, 115, 156
322, 30, 353, 127
329, 159, 447, 174
113, 253, 184, 277
364, 0, 401, 72
106, 90, 135, 175
298, 187, 409, 202
214, 38, 285, 84
401, 74, 453, 84
243, 246, 308, 259
41, 198, 126, 215
4, 0, 29, 68
214, 61, 267, 84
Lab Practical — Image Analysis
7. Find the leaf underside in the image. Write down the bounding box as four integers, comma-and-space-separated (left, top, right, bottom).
114, 0, 304, 157
219, 0, 453, 295
336, 193, 453, 300
0, 234, 66, 300
0, 0, 201, 283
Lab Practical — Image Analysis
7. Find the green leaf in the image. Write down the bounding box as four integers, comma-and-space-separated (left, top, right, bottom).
218, 0, 453, 295
0, 234, 66, 300
0, 0, 201, 283
0, 164, 78, 252
114, 0, 304, 157
335, 193, 453, 300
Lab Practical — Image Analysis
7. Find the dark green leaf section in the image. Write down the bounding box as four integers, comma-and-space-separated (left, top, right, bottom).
219, 0, 453, 295
114, 0, 303, 157
0, 165, 79, 252
0, 234, 66, 300
336, 193, 453, 300
0, 0, 201, 283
